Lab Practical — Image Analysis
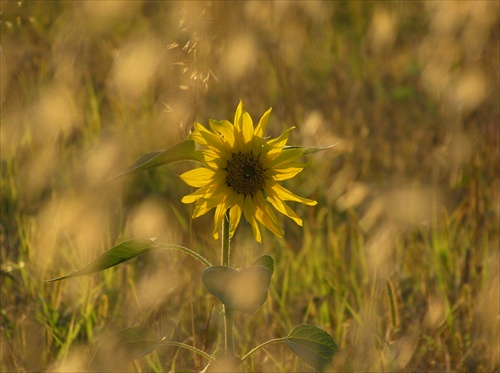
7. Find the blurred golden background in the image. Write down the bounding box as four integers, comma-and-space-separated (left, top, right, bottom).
1, 1, 498, 371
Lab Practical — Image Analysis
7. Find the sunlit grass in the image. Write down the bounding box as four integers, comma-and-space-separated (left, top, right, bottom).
2, 1, 498, 372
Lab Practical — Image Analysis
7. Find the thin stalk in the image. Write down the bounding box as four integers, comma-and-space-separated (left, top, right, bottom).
221, 211, 234, 356
224, 306, 234, 356
240, 338, 284, 362
160, 244, 212, 268
160, 340, 216, 363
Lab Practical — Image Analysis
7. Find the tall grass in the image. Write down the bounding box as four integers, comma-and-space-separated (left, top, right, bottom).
1, 1, 498, 372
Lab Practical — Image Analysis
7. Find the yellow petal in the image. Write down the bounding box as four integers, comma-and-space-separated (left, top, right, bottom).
209, 119, 235, 147
269, 166, 304, 181
243, 194, 262, 243
233, 101, 245, 136
181, 186, 209, 204
264, 147, 303, 168
241, 111, 254, 144
179, 168, 215, 188
270, 182, 317, 206
190, 122, 217, 146
266, 192, 303, 226
191, 123, 232, 160
229, 194, 244, 237
233, 102, 254, 151
209, 188, 240, 238
192, 186, 229, 217
265, 127, 294, 157
254, 107, 272, 137
200, 148, 228, 168
193, 199, 214, 218
212, 203, 228, 239
254, 191, 284, 238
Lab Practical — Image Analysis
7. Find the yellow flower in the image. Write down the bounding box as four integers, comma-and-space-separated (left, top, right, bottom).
180, 101, 317, 243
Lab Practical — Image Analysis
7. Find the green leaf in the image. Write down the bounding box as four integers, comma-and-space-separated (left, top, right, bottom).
283, 144, 337, 155
201, 266, 233, 301
111, 326, 162, 361
89, 326, 162, 370
284, 324, 340, 372
89, 326, 215, 370
110, 139, 199, 180
46, 238, 160, 282
202, 265, 272, 314
46, 238, 211, 282
251, 254, 274, 276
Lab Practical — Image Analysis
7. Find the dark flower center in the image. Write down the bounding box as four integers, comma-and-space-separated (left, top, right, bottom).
226, 152, 266, 195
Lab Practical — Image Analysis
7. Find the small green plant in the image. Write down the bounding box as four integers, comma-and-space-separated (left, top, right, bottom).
47, 102, 347, 372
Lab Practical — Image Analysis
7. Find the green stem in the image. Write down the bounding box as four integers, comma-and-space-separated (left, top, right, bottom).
240, 338, 284, 362
221, 211, 234, 356
224, 306, 234, 356
159, 243, 212, 268
160, 340, 216, 363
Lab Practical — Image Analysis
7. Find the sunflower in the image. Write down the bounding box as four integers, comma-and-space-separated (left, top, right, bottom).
180, 101, 317, 243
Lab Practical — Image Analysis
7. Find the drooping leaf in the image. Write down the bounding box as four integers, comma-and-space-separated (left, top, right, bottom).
46, 238, 211, 282
284, 324, 340, 372
110, 326, 162, 361
89, 326, 162, 370
283, 144, 337, 155
251, 254, 274, 275
202, 265, 272, 314
46, 238, 160, 282
110, 139, 199, 180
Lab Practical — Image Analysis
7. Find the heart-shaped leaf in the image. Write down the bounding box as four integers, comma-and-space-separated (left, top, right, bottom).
46, 238, 211, 282
251, 255, 274, 276
110, 139, 200, 180
284, 324, 340, 372
201, 266, 234, 301
202, 265, 272, 314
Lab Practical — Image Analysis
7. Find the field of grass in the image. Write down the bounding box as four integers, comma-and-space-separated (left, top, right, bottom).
1, 1, 499, 372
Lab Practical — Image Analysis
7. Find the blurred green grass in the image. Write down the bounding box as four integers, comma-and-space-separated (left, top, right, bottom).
1, 1, 498, 372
